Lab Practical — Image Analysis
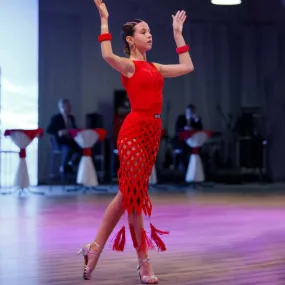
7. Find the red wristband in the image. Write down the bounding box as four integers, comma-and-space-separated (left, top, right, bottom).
98, 33, 112, 43
176, 45, 190, 54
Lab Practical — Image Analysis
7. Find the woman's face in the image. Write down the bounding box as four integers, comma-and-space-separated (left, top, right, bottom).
128, 21, 153, 52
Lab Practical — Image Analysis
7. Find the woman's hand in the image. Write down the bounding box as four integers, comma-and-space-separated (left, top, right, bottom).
172, 10, 187, 34
94, 0, 109, 19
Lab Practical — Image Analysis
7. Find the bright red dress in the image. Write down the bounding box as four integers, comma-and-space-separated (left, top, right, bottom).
111, 61, 169, 252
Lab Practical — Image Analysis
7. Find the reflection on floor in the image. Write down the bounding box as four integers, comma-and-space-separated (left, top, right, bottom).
0, 184, 285, 284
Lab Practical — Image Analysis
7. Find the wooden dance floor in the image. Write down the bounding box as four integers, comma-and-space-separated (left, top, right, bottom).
1, 186, 285, 285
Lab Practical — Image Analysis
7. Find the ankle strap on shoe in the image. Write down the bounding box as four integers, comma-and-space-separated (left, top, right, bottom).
88, 241, 102, 256
92, 241, 101, 248
137, 257, 150, 270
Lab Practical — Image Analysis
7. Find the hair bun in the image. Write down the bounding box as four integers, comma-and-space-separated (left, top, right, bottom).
121, 19, 142, 57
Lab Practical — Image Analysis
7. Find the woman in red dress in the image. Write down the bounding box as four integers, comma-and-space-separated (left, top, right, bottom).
77, 0, 194, 283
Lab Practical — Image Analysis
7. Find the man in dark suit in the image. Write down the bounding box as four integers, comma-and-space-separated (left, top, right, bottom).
174, 104, 203, 170
47, 98, 81, 174
176, 104, 203, 133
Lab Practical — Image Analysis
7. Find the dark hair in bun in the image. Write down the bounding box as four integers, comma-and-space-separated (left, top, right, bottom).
121, 19, 143, 56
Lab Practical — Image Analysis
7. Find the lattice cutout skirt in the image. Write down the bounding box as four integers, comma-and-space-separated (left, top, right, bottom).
111, 112, 169, 252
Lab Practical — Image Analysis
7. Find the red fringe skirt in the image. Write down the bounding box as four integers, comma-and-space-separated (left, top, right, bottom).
112, 111, 169, 252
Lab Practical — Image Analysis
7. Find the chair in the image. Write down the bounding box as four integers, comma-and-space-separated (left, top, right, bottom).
172, 148, 182, 170
92, 139, 106, 183
48, 136, 71, 191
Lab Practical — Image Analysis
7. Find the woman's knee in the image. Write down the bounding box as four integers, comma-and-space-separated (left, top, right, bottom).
115, 191, 123, 200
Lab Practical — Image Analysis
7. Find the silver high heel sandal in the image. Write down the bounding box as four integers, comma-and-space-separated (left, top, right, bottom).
137, 257, 158, 284
77, 241, 101, 280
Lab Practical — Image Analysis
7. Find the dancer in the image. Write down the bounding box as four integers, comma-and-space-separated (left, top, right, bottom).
77, 0, 194, 283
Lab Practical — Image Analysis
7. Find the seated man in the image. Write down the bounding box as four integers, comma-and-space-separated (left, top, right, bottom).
176, 104, 203, 133
174, 104, 203, 170
46, 98, 81, 174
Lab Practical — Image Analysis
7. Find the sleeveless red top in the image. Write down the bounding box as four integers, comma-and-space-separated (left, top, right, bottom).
121, 61, 164, 114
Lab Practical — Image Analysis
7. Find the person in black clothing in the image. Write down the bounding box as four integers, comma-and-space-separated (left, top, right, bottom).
174, 104, 203, 170
175, 104, 203, 133
46, 98, 81, 174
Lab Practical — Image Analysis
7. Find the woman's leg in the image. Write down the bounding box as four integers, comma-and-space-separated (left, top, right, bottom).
87, 191, 124, 268
128, 211, 157, 283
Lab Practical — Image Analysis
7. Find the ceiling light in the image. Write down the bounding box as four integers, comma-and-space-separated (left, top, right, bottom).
211, 0, 242, 5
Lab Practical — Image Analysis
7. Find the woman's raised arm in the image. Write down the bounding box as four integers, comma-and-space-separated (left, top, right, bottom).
94, 0, 134, 76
